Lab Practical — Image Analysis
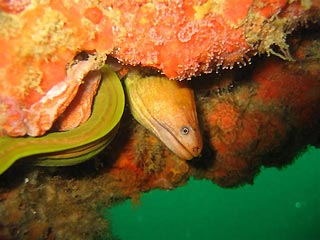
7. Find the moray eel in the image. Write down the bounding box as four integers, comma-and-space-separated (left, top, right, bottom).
125, 71, 203, 160
0, 66, 125, 174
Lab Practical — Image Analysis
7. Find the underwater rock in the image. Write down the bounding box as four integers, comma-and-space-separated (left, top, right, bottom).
0, 28, 319, 239
196, 55, 320, 187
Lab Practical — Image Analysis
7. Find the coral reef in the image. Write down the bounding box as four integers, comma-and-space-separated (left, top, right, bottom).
196, 55, 320, 187
1, 0, 319, 137
0, 27, 319, 239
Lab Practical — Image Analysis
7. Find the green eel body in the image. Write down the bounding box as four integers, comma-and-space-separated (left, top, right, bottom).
0, 66, 125, 174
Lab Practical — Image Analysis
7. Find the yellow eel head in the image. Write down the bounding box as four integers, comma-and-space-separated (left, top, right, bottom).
125, 71, 203, 160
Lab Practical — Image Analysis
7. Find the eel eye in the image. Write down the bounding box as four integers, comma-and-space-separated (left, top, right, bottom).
181, 126, 190, 135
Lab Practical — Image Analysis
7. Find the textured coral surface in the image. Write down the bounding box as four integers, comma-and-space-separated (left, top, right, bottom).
0, 0, 319, 136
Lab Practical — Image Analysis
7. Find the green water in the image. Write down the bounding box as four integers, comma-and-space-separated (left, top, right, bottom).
107, 146, 320, 240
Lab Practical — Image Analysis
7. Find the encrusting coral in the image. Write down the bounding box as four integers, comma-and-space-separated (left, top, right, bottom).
0, 28, 319, 239
0, 0, 319, 137
196, 55, 320, 186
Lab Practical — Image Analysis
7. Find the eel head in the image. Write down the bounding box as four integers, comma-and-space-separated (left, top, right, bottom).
125, 71, 203, 160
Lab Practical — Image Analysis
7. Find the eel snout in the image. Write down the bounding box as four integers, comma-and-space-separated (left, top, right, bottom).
161, 123, 203, 160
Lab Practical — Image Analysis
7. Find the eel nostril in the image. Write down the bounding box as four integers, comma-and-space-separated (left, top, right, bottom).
193, 147, 200, 154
